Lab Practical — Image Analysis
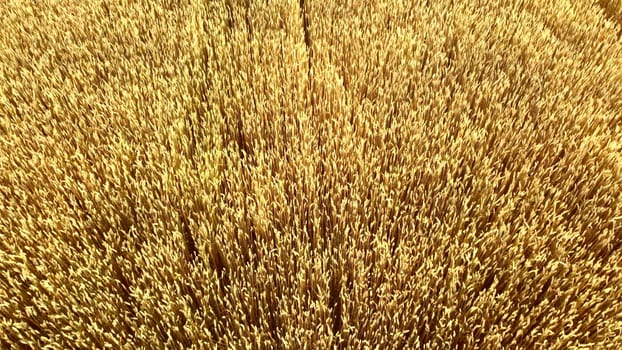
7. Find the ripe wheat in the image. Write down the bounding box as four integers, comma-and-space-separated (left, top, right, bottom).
1, 0, 621, 348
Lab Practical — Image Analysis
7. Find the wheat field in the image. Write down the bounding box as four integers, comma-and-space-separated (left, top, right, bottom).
0, 0, 621, 348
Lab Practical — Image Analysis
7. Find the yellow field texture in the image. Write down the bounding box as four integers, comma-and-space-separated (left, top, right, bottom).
1, 0, 621, 348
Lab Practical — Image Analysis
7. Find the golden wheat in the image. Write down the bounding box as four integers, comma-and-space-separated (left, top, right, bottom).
1, 0, 621, 348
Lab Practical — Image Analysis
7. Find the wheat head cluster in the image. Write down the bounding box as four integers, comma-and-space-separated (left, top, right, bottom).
0, 0, 621, 348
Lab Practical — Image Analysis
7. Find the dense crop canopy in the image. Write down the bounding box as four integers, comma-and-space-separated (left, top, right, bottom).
1, 0, 621, 348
